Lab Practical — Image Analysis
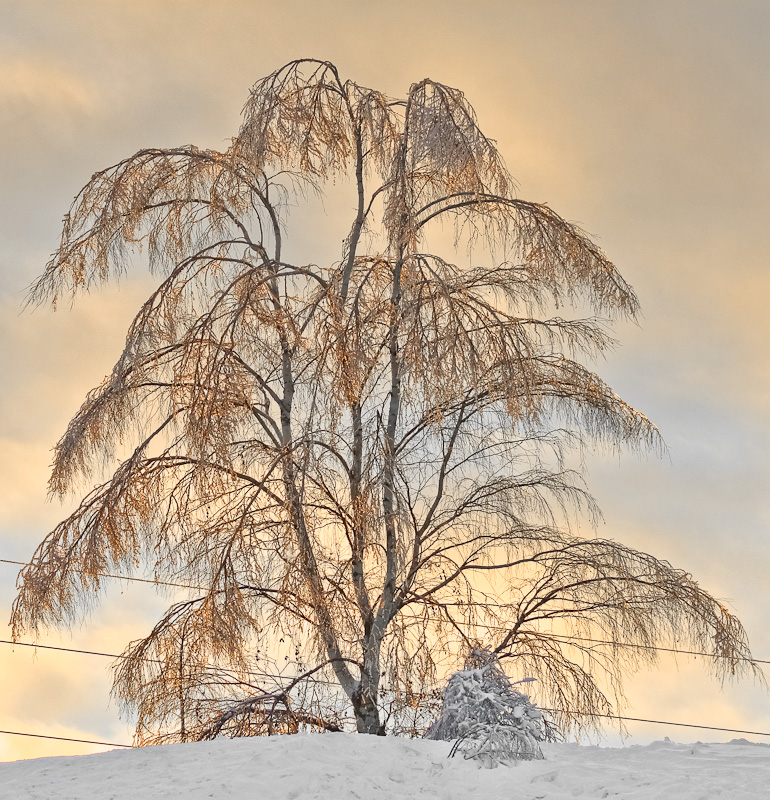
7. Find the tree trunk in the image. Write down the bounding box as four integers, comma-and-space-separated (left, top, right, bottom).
352, 683, 384, 735
351, 634, 386, 734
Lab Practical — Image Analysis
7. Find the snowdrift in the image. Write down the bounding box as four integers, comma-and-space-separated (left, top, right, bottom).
2, 732, 769, 799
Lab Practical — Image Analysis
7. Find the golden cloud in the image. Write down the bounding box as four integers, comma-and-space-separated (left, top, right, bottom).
0, 58, 97, 119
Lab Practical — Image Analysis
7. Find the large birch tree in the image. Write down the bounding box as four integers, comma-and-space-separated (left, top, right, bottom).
11, 60, 757, 741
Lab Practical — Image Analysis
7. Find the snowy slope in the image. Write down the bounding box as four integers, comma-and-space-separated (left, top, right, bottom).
2, 733, 769, 799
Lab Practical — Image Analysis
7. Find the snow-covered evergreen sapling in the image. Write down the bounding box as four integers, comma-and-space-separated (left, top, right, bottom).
425, 649, 549, 765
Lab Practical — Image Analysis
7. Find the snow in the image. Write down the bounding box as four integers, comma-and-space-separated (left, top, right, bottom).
2, 734, 769, 799
424, 655, 548, 764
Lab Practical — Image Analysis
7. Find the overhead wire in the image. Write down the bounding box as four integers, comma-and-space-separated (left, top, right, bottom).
2, 557, 765, 666
0, 558, 202, 592
0, 729, 131, 748
4, 707, 770, 751
3, 637, 770, 739
539, 712, 770, 739
3, 557, 770, 743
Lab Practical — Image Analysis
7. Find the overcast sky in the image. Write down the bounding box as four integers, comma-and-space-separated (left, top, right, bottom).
1, 0, 769, 760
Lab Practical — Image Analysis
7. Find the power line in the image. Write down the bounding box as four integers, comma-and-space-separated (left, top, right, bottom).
5, 562, 770, 747
0, 639, 338, 689
0, 729, 131, 748
487, 629, 769, 666
5, 629, 766, 681
0, 558, 201, 592
0, 638, 131, 661
2, 557, 765, 666
0, 637, 357, 693
3, 638, 770, 740
4, 563, 770, 746
2, 711, 769, 749
539, 710, 770, 739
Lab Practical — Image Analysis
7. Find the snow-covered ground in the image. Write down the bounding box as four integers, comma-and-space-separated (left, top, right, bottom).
1, 733, 769, 799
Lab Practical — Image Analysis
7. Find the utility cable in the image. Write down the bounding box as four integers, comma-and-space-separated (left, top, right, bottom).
5, 558, 770, 740
538, 710, 770, 739
0, 729, 131, 748
2, 557, 765, 666
0, 558, 201, 592
3, 638, 770, 739
0, 638, 130, 661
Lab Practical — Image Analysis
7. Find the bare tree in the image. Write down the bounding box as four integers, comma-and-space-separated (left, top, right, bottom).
11, 60, 759, 741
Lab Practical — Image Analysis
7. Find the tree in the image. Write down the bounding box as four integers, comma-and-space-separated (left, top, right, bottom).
425, 648, 550, 765
11, 60, 758, 741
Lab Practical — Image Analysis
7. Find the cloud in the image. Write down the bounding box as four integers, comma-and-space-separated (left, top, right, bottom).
0, 578, 171, 761
0, 439, 56, 531
0, 58, 97, 129
0, 58, 101, 237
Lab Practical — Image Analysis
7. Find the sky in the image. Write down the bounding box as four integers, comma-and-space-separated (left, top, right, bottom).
1, 0, 769, 761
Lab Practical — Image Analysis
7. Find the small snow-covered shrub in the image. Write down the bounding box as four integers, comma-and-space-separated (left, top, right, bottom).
425, 650, 549, 766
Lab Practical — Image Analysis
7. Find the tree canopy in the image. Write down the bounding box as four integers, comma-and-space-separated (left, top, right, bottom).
11, 60, 758, 741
